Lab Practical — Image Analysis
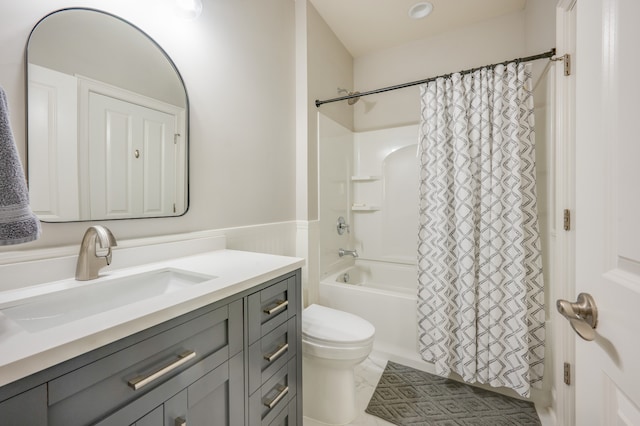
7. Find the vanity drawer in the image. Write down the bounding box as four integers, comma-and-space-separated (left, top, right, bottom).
248, 316, 297, 395
268, 399, 297, 426
97, 351, 244, 426
48, 300, 243, 426
248, 275, 297, 344
249, 357, 297, 426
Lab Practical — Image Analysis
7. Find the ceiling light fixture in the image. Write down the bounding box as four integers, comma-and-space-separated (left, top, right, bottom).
408, 2, 434, 20
176, 0, 203, 19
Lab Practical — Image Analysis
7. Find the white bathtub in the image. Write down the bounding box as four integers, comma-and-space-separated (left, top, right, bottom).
319, 259, 553, 407
318, 259, 420, 362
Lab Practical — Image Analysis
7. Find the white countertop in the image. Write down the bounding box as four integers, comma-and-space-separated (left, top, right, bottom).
0, 249, 304, 388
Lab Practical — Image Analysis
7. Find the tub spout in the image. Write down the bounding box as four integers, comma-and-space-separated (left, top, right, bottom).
338, 248, 358, 258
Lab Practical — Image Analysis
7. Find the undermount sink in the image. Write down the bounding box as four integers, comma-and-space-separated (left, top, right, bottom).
0, 268, 216, 333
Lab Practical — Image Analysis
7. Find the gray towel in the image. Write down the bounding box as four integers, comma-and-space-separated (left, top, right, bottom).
0, 86, 41, 245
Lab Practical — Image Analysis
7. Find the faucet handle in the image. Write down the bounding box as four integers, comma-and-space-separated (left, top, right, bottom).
94, 226, 117, 248
93, 226, 116, 265
337, 216, 350, 235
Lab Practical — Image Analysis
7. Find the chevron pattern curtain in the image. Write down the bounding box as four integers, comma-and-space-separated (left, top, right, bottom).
417, 62, 545, 398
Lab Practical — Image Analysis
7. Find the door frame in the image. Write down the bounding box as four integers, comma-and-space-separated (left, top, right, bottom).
554, 0, 577, 425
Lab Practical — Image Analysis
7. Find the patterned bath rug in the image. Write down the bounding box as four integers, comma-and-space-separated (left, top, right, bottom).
365, 361, 541, 426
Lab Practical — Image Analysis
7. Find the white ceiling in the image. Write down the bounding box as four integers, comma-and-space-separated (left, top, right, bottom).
309, 0, 527, 58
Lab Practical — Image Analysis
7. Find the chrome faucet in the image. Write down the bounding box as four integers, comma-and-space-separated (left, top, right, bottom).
76, 226, 118, 281
338, 248, 358, 258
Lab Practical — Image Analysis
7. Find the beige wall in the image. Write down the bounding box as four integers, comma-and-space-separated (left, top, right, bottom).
353, 11, 528, 131
28, 10, 185, 107
525, 0, 557, 88
305, 2, 354, 221
0, 0, 296, 252
294, 1, 354, 304
307, 4, 354, 133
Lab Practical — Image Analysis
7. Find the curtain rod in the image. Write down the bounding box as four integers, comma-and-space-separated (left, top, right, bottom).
315, 48, 557, 108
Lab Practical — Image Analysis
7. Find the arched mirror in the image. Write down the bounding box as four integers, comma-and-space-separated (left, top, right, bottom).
26, 8, 189, 222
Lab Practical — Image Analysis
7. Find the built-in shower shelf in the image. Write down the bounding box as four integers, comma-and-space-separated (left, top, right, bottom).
351, 204, 380, 212
351, 175, 380, 182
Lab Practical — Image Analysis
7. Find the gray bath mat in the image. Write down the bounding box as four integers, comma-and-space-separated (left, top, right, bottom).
365, 361, 541, 425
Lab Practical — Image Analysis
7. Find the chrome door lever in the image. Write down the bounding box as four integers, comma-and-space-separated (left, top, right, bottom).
556, 293, 598, 341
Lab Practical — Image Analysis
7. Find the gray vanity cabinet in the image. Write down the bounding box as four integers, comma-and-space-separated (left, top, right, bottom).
132, 405, 163, 426
126, 352, 244, 426
100, 352, 244, 426
51, 299, 243, 426
0, 269, 302, 426
0, 384, 47, 425
247, 274, 300, 425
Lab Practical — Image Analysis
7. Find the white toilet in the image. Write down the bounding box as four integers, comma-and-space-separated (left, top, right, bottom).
302, 304, 375, 425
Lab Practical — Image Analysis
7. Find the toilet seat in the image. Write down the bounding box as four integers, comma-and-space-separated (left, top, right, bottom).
302, 304, 375, 360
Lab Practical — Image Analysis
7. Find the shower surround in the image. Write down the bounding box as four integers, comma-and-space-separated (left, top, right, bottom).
318, 114, 420, 356
318, 116, 419, 274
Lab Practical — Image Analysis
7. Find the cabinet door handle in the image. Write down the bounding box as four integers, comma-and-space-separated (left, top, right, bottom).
174, 417, 187, 426
128, 351, 196, 390
263, 299, 288, 315
264, 343, 289, 363
264, 384, 289, 409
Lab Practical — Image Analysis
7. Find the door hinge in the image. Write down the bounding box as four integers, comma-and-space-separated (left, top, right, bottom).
174, 133, 180, 145
563, 54, 571, 76
564, 362, 571, 385
563, 209, 571, 231
173, 203, 177, 213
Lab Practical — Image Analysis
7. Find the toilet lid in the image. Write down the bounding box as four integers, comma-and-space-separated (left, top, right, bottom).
303, 304, 375, 344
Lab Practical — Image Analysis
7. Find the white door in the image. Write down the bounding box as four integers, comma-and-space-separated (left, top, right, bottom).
89, 92, 177, 219
27, 64, 79, 221
572, 0, 640, 424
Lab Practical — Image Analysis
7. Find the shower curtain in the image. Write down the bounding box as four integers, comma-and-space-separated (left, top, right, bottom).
417, 62, 545, 398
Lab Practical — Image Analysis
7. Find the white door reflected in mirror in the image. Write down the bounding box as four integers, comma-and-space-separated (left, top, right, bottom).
26, 8, 189, 222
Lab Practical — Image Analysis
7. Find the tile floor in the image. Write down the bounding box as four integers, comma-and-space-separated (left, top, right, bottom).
303, 352, 554, 426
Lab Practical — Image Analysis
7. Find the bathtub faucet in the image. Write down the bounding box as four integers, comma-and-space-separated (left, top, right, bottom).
338, 248, 359, 258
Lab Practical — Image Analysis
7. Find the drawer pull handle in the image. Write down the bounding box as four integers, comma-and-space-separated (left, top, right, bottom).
175, 417, 187, 426
264, 343, 289, 363
264, 299, 288, 315
128, 351, 196, 390
264, 384, 289, 409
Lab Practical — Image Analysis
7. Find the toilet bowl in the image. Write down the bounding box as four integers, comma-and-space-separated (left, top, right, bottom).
302, 304, 375, 425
